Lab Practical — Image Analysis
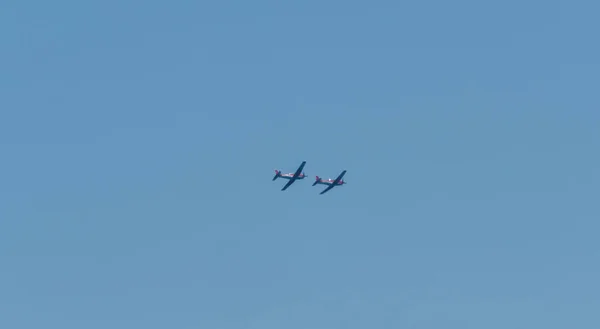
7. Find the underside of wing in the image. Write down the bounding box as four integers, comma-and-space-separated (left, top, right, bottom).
319, 184, 335, 195
293, 161, 306, 178
281, 178, 296, 191
332, 170, 347, 185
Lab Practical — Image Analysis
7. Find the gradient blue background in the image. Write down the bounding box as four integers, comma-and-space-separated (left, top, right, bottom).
2, 0, 599, 328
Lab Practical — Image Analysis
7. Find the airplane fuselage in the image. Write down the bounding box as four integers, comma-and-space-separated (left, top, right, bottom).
314, 179, 344, 185
275, 170, 306, 180
279, 173, 306, 179
314, 175, 345, 186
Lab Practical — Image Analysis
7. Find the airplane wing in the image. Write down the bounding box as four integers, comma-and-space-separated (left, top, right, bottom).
292, 161, 306, 178
281, 179, 296, 191
331, 170, 346, 185
319, 184, 335, 195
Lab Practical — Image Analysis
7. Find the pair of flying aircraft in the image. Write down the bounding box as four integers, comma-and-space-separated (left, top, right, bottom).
272, 161, 346, 195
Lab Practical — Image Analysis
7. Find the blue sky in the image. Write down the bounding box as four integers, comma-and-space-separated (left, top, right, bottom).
1, 0, 599, 328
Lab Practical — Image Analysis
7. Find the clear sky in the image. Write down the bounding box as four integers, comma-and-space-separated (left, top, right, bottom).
2, 0, 599, 328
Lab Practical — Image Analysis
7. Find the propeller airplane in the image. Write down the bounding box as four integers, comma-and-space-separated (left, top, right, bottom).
312, 170, 347, 195
273, 161, 307, 191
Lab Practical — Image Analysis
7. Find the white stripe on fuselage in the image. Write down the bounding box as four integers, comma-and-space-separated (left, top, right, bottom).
280, 174, 305, 179
315, 181, 340, 185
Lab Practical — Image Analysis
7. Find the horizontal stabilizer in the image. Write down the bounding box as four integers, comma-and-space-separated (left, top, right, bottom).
312, 176, 320, 186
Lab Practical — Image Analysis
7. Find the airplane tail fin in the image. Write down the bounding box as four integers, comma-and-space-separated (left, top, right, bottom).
273, 170, 280, 181
312, 176, 320, 186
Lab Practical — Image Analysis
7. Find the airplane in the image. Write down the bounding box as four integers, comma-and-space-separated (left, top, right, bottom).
273, 161, 307, 191
312, 170, 347, 195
